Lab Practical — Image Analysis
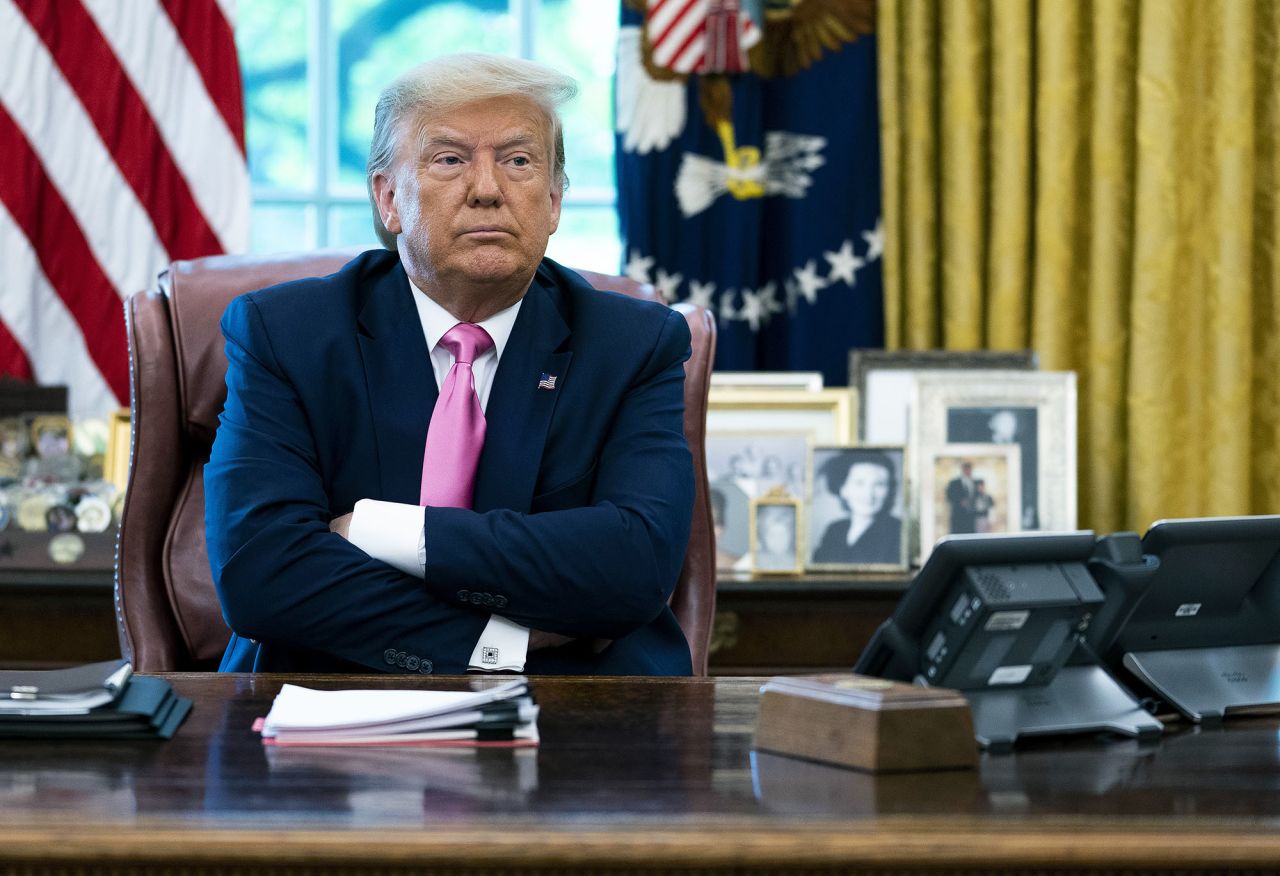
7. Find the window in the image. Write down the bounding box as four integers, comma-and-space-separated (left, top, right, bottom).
235, 0, 621, 272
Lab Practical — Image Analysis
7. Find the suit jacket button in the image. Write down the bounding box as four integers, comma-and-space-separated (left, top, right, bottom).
383, 648, 398, 665
470, 592, 483, 605
418, 659, 433, 675
457, 590, 469, 602
406, 655, 420, 671
494, 596, 508, 609
482, 593, 494, 606
395, 651, 408, 667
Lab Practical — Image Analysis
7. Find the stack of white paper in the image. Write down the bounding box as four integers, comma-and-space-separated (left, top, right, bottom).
257, 678, 538, 747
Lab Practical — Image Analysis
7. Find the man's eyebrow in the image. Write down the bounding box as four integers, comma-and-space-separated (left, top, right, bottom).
413, 131, 543, 158
418, 133, 472, 151
493, 133, 539, 150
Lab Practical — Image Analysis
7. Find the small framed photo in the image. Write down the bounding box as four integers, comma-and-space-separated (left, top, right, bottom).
920, 444, 1022, 556
850, 349, 1038, 444
910, 370, 1077, 535
711, 371, 825, 392
707, 432, 810, 572
750, 495, 804, 575
806, 445, 908, 571
0, 417, 27, 478
105, 408, 132, 494
707, 389, 855, 445
29, 414, 72, 459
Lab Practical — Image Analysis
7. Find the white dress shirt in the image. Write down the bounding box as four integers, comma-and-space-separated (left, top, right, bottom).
346, 280, 530, 672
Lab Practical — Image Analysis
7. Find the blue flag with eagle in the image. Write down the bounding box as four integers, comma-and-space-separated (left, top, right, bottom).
615, 0, 882, 386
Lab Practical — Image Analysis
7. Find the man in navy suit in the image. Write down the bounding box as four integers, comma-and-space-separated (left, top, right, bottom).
204, 54, 695, 676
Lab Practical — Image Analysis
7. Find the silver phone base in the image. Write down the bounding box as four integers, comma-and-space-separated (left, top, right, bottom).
933, 664, 1164, 751
1124, 644, 1280, 723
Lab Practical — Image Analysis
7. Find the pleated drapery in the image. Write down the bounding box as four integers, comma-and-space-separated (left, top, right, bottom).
878, 0, 1280, 533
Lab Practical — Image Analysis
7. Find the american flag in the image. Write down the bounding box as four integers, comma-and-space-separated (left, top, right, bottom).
0, 0, 248, 420
537, 373, 557, 390
646, 0, 761, 75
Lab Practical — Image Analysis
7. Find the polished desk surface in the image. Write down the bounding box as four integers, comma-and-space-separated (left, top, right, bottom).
3, 674, 1280, 874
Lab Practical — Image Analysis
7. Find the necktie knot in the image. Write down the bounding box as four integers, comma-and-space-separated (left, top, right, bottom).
440, 323, 493, 366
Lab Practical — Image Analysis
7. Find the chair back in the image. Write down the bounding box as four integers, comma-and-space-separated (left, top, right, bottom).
117, 253, 718, 674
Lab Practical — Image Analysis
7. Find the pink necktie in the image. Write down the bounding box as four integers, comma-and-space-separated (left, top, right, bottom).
420, 323, 494, 508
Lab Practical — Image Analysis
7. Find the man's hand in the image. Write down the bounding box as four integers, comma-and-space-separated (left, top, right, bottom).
528, 630, 613, 654
528, 629, 573, 651
329, 512, 353, 540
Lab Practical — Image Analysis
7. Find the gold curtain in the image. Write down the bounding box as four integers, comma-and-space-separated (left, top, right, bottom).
878, 0, 1280, 533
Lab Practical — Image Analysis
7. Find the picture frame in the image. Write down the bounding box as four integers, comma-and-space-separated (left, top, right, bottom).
850, 349, 1038, 443
707, 389, 855, 445
910, 370, 1077, 537
711, 371, 825, 392
706, 432, 811, 573
805, 445, 909, 572
919, 443, 1022, 558
105, 408, 131, 494
29, 414, 72, 459
749, 493, 804, 575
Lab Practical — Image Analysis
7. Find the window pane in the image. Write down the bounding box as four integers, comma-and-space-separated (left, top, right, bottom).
333, 0, 515, 193
536, 0, 618, 196
328, 203, 382, 249
250, 204, 317, 254
237, 0, 313, 191
546, 206, 621, 274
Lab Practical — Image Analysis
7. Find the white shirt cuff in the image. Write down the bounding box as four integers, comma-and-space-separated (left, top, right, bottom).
468, 616, 530, 672
347, 499, 425, 578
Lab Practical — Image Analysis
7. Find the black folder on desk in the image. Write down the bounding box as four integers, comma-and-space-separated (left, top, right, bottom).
0, 663, 191, 740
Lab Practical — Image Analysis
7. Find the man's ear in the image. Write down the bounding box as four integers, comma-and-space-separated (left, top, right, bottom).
548, 185, 563, 236
371, 171, 401, 235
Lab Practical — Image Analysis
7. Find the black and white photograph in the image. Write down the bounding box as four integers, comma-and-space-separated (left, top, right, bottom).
919, 443, 1022, 557
947, 406, 1039, 529
850, 350, 1038, 443
706, 433, 809, 572
909, 371, 1077, 536
749, 498, 803, 575
806, 445, 908, 571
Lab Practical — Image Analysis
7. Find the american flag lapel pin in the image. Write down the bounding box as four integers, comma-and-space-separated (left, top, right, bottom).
537, 372, 558, 391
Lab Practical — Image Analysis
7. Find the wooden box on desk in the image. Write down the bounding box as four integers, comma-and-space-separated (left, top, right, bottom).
753, 674, 977, 773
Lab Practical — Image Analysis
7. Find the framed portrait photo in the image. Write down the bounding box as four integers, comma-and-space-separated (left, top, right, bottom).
920, 443, 1023, 557
707, 389, 855, 446
706, 432, 811, 573
105, 408, 131, 494
711, 371, 825, 392
805, 445, 908, 572
749, 495, 804, 575
851, 349, 1039, 444
910, 370, 1077, 537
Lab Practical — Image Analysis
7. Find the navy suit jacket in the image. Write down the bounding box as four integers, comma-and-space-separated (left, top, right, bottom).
205, 249, 695, 676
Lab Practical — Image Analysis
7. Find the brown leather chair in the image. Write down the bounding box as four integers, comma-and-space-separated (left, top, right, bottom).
116, 251, 718, 674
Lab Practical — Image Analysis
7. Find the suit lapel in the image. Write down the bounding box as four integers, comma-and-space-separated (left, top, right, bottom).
356, 264, 437, 504
472, 277, 571, 513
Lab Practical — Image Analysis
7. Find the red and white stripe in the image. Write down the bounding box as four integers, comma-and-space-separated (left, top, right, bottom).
0, 0, 247, 420
646, 0, 761, 75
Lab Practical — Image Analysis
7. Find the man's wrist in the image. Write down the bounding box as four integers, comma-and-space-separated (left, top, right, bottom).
347, 498, 427, 577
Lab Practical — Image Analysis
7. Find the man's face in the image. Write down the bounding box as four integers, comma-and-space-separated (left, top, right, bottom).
375, 95, 562, 290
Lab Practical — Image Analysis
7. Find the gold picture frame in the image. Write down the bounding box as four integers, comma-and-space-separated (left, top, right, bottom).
918, 443, 1023, 562
707, 388, 856, 445
29, 414, 72, 458
749, 492, 804, 576
105, 408, 131, 494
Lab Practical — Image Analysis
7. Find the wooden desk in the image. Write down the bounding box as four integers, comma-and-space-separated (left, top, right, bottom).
3, 674, 1280, 875
0, 555, 907, 672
